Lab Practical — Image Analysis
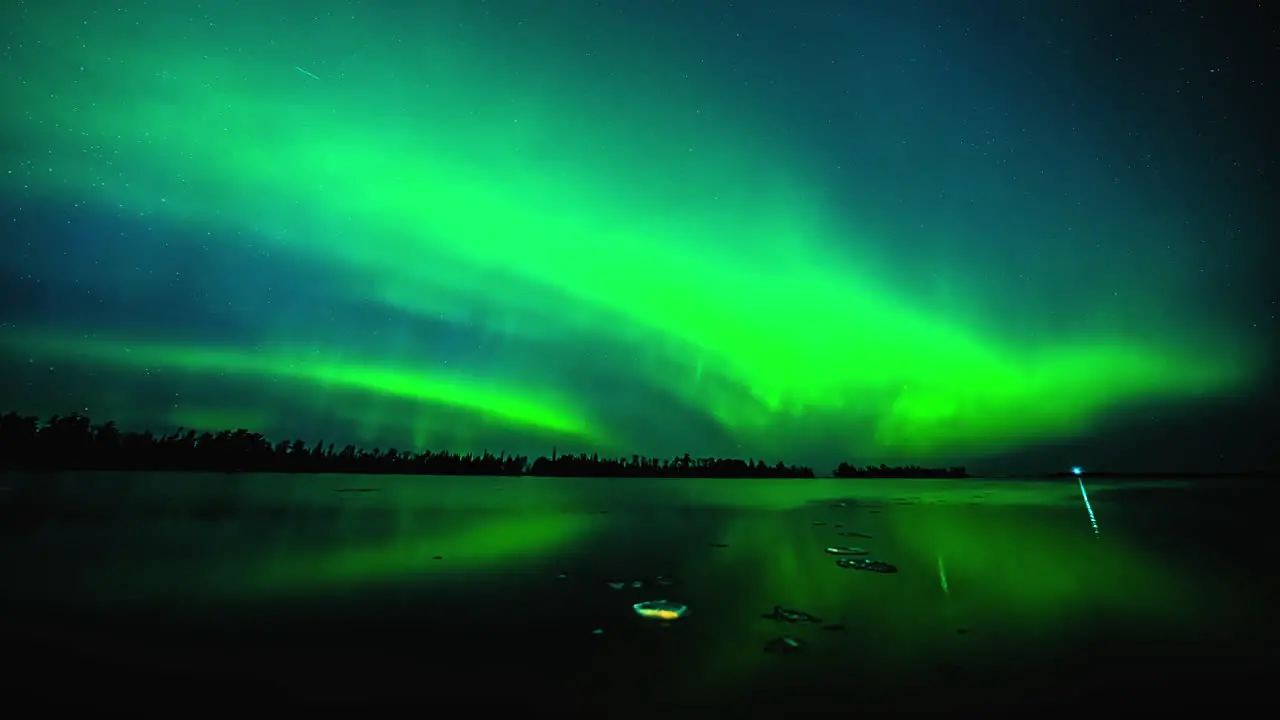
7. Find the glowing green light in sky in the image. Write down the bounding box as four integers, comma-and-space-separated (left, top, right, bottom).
0, 1, 1261, 462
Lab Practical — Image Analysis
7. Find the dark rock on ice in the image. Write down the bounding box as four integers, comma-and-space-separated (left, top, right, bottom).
762, 605, 823, 624
836, 558, 898, 573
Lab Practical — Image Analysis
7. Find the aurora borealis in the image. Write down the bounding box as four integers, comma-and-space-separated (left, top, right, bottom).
1, 0, 1274, 471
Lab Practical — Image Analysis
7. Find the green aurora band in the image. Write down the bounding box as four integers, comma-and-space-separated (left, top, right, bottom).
0, 2, 1261, 463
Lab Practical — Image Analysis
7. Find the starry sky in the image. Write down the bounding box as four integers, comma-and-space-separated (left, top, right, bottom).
0, 0, 1275, 473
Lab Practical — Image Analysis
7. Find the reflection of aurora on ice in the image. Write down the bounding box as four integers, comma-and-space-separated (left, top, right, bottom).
213, 514, 600, 598
680, 481, 1208, 694
1073, 467, 1101, 537
2, 473, 1258, 711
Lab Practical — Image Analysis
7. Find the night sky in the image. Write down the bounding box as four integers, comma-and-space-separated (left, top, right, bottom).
1, 0, 1275, 474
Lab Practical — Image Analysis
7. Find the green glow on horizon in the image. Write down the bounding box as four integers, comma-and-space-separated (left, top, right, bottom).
3, 333, 599, 443
0, 2, 1261, 461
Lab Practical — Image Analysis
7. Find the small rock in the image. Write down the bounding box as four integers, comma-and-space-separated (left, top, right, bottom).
764, 636, 806, 653
762, 605, 823, 624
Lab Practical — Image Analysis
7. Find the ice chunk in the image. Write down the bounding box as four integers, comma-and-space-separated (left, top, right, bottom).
824, 546, 869, 555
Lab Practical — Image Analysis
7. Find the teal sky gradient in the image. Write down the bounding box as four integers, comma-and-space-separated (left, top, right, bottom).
1, 1, 1272, 471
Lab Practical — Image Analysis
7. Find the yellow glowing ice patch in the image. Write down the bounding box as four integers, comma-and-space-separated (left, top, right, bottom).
633, 600, 689, 620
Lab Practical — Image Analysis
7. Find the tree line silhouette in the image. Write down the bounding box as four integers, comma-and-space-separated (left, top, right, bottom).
0, 412, 820, 478
833, 461, 969, 479
0, 411, 969, 479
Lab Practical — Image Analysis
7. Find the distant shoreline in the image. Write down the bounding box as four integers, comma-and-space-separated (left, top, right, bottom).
1, 411, 1268, 480
2, 468, 1271, 481
1039, 471, 1274, 480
